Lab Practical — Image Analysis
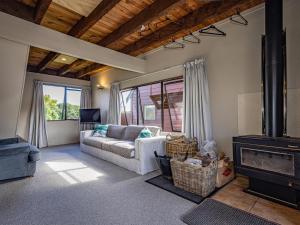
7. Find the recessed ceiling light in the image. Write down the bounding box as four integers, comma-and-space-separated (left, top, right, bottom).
54, 55, 77, 64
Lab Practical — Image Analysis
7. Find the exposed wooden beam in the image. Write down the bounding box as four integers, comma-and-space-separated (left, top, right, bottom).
121, 0, 264, 55
98, 0, 184, 46
0, 0, 35, 23
27, 65, 90, 80
58, 59, 84, 75
34, 0, 54, 71
77, 64, 105, 78
35, 0, 52, 24
36, 51, 59, 72
48, 0, 121, 75
68, 0, 121, 38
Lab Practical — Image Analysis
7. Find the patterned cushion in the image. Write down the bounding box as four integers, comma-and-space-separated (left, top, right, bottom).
107, 125, 126, 139
93, 124, 109, 137
138, 128, 153, 138
123, 126, 144, 141
145, 126, 161, 136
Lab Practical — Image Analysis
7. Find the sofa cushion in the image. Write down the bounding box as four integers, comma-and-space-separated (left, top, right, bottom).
123, 126, 144, 141
101, 139, 123, 152
109, 141, 135, 158
0, 143, 31, 156
83, 136, 118, 149
83, 136, 135, 159
107, 125, 126, 139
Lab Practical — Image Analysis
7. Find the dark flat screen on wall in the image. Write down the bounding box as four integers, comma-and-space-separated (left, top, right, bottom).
80, 109, 101, 123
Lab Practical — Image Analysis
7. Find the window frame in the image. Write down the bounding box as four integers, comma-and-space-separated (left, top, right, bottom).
43, 84, 82, 121
120, 76, 183, 132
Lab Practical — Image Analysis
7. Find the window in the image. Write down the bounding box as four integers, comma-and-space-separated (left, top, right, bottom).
163, 80, 184, 132
138, 83, 162, 127
144, 105, 156, 120
120, 89, 138, 125
120, 78, 183, 132
43, 85, 81, 121
66, 88, 81, 120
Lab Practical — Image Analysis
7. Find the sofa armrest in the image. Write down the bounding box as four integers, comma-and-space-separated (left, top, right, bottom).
80, 130, 94, 143
29, 145, 40, 162
135, 136, 166, 175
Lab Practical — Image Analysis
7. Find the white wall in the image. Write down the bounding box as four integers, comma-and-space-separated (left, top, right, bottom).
91, 0, 300, 157
0, 37, 29, 139
17, 72, 90, 146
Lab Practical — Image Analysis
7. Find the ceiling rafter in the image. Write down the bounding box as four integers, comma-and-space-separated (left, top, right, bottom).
68, 0, 122, 38
37, 0, 122, 73
98, 0, 184, 47
75, 0, 185, 78
0, 0, 35, 23
35, 0, 52, 24
36, 51, 59, 72
27, 65, 89, 80
77, 64, 106, 78
58, 59, 84, 75
75, 0, 264, 77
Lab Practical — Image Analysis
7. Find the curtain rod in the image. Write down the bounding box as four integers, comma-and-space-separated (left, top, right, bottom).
118, 64, 183, 85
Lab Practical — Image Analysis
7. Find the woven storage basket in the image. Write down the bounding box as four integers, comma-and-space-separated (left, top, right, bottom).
170, 158, 217, 197
166, 135, 198, 158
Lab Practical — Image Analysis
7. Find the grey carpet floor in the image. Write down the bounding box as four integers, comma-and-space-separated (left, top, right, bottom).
0, 144, 195, 225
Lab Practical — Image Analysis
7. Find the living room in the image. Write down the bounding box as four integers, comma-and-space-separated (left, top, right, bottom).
0, 0, 299, 225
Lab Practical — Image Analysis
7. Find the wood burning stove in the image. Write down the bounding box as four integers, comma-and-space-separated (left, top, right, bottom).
233, 0, 300, 209
233, 136, 300, 208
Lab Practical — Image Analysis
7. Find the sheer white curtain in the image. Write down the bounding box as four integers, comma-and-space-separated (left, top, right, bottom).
80, 87, 93, 131
183, 58, 213, 148
107, 82, 121, 125
28, 80, 48, 148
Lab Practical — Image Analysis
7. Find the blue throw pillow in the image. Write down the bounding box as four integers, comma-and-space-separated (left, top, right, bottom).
93, 124, 109, 137
138, 128, 153, 138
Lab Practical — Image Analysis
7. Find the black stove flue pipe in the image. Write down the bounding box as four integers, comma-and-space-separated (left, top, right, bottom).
264, 0, 284, 137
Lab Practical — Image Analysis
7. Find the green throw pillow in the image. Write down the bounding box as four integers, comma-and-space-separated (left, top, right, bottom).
138, 128, 153, 138
93, 124, 109, 137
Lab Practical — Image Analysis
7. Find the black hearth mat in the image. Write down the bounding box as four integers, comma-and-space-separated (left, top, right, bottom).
146, 175, 216, 204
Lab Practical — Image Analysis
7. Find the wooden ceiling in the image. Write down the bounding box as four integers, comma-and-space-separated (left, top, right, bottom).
0, 0, 264, 80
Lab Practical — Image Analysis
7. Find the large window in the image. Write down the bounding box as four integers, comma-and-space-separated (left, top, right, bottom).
43, 85, 81, 121
120, 78, 183, 132
120, 89, 138, 125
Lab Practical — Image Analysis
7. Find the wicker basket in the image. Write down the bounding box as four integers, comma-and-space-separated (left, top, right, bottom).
166, 135, 198, 158
170, 158, 217, 197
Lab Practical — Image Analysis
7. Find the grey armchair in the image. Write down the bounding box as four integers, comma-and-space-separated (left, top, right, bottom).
0, 137, 40, 181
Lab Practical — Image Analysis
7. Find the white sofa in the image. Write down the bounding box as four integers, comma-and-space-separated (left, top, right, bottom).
80, 125, 166, 175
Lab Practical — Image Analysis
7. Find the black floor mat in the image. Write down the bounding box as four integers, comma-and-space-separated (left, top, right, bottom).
181, 199, 278, 225
146, 175, 205, 204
